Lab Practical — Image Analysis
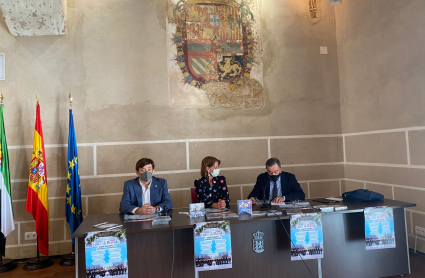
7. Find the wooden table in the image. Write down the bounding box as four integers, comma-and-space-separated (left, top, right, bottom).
73, 198, 415, 278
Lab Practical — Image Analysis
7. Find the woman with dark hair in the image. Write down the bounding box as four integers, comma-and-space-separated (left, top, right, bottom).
194, 156, 230, 209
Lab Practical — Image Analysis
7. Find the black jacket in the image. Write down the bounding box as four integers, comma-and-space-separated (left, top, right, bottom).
194, 176, 230, 208
247, 171, 305, 202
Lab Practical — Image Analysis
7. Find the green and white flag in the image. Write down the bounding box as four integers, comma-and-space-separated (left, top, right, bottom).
0, 104, 14, 256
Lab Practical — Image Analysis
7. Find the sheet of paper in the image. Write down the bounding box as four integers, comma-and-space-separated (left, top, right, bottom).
325, 197, 343, 201
124, 213, 158, 220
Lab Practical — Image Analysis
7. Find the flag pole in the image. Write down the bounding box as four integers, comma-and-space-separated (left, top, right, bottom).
60, 92, 76, 267
69, 92, 75, 260
69, 92, 72, 110
0, 93, 17, 273
23, 93, 53, 271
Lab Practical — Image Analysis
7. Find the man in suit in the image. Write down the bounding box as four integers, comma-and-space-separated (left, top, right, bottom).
248, 157, 305, 204
119, 158, 173, 214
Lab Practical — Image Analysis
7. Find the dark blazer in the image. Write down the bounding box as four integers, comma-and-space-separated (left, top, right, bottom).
247, 171, 305, 202
119, 177, 173, 214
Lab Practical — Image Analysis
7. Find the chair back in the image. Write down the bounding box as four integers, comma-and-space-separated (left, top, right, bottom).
190, 188, 198, 204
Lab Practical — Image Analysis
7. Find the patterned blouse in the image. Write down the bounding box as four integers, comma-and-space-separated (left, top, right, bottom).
194, 176, 230, 208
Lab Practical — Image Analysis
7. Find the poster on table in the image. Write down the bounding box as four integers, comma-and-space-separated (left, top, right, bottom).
194, 221, 232, 272
190, 203, 205, 217
364, 206, 396, 250
237, 200, 252, 214
290, 213, 324, 261
85, 230, 128, 278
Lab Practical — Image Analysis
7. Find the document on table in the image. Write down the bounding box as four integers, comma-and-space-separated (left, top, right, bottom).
325, 197, 343, 201
275, 202, 311, 208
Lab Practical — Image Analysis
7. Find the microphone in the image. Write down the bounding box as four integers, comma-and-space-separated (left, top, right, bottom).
260, 178, 272, 209
160, 184, 168, 216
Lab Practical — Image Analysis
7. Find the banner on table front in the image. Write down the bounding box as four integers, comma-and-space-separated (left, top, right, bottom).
364, 206, 396, 250
194, 221, 232, 272
290, 213, 324, 261
85, 230, 128, 278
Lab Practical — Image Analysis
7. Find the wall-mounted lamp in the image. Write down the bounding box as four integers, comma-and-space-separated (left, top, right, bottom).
329, 0, 342, 6
309, 0, 320, 23
309, 0, 318, 19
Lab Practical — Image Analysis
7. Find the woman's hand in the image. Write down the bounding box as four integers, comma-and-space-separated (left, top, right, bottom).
218, 199, 226, 209
211, 200, 226, 209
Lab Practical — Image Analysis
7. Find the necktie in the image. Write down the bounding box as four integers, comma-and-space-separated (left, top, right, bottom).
271, 181, 278, 200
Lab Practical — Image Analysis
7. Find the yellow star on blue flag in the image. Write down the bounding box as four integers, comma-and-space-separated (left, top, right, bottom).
65, 109, 83, 245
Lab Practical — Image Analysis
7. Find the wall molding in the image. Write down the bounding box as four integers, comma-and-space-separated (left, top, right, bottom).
11, 162, 344, 183
405, 131, 411, 165
343, 126, 425, 137
345, 178, 425, 192
6, 240, 71, 249
345, 162, 425, 170
8, 133, 343, 150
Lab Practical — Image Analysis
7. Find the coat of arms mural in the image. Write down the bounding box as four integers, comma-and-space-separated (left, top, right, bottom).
166, 0, 265, 108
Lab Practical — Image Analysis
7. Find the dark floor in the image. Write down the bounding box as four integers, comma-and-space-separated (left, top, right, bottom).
2, 251, 425, 277
387, 251, 425, 278
1, 258, 74, 278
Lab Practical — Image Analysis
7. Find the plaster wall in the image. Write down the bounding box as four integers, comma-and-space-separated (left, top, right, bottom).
335, 0, 425, 253
0, 0, 343, 258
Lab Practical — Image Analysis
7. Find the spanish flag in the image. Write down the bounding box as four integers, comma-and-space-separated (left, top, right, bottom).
26, 103, 49, 256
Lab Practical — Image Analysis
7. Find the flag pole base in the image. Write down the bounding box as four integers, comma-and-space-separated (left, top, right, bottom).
59, 253, 75, 266
0, 258, 17, 273
23, 256, 53, 271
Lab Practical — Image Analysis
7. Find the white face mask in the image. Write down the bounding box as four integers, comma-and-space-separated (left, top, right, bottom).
211, 169, 220, 177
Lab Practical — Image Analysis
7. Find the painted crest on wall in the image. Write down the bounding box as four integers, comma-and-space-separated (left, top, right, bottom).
167, 0, 265, 108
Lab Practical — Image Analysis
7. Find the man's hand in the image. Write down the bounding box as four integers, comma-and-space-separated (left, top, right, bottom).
135, 204, 155, 215
250, 197, 259, 204
272, 196, 285, 204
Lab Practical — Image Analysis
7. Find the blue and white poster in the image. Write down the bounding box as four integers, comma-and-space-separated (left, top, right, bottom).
290, 213, 324, 261
364, 206, 396, 250
194, 221, 232, 272
190, 203, 205, 217
85, 230, 128, 278
237, 200, 252, 214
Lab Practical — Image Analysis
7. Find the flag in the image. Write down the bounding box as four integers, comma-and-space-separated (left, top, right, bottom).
66, 109, 82, 245
0, 104, 14, 256
26, 103, 49, 256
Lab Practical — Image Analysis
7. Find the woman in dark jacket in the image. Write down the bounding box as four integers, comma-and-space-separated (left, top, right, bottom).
194, 156, 230, 209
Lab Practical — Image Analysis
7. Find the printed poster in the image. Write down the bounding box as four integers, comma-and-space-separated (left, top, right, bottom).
364, 207, 396, 250
190, 203, 205, 217
237, 200, 252, 214
290, 213, 324, 261
85, 230, 128, 278
194, 221, 232, 272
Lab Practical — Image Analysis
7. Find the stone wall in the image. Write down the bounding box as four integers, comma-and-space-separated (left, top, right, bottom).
336, 0, 425, 253
0, 0, 342, 259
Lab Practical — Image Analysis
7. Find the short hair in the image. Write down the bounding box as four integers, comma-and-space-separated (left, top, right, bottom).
135, 158, 155, 171
266, 157, 281, 168
200, 156, 221, 179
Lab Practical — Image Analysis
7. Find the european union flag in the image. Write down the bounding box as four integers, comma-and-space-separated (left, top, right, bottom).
65, 109, 83, 244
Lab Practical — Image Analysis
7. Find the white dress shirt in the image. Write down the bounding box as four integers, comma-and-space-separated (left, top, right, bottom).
131, 180, 151, 214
